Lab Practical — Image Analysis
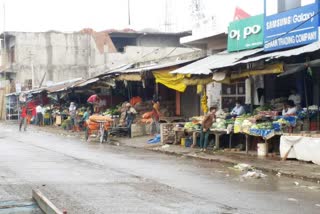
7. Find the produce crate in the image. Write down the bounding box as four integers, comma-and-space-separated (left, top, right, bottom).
258, 111, 278, 117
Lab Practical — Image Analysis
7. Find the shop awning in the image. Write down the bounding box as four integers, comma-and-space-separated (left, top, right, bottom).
277, 64, 307, 77
108, 58, 202, 75
171, 48, 263, 75
6, 88, 45, 96
236, 41, 320, 65
73, 78, 100, 88
98, 64, 135, 77
45, 78, 84, 93
230, 63, 283, 80
210, 63, 284, 84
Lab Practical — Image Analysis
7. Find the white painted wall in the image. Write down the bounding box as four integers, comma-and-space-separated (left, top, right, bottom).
206, 82, 222, 109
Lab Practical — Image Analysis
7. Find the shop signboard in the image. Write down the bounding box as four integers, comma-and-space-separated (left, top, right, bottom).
264, 3, 319, 51
228, 14, 264, 52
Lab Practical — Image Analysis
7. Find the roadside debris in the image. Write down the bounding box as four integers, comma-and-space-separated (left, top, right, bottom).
276, 172, 281, 177
315, 204, 320, 207
234, 163, 267, 179
287, 198, 298, 202
161, 144, 170, 149
308, 186, 320, 190
233, 163, 252, 171
294, 181, 299, 186
242, 170, 267, 179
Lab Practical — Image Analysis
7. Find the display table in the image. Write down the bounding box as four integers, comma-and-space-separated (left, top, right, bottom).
173, 128, 232, 149
241, 130, 282, 153
280, 135, 320, 165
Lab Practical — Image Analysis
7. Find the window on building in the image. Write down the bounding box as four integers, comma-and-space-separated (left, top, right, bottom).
221, 82, 245, 111
110, 37, 137, 53
266, 0, 315, 16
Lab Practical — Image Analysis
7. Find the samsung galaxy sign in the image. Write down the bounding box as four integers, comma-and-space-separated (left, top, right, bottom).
264, 3, 319, 51
228, 14, 264, 52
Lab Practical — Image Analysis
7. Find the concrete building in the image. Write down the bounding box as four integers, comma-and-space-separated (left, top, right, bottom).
180, 7, 262, 108
0, 30, 194, 91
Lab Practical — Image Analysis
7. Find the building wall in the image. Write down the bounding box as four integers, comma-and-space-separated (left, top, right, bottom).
3, 32, 195, 89
9, 32, 93, 88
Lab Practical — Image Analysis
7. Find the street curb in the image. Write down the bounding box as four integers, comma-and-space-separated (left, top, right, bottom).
122, 143, 320, 184
32, 189, 67, 214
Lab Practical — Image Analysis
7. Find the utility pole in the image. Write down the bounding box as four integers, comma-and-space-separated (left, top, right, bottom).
3, 3, 6, 79
128, 0, 131, 26
30, 54, 34, 89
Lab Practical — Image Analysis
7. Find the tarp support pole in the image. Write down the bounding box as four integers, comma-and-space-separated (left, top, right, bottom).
250, 76, 254, 114
176, 91, 181, 116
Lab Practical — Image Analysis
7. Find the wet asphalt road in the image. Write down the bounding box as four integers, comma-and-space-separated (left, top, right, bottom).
0, 123, 320, 214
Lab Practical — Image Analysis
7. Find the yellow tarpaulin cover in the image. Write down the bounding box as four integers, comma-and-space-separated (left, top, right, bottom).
153, 69, 187, 92
230, 63, 283, 80
183, 77, 213, 86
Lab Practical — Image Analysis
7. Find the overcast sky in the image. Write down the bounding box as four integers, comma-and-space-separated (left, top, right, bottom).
0, 0, 264, 33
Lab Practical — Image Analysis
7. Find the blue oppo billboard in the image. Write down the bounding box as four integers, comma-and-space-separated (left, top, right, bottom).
264, 1, 319, 51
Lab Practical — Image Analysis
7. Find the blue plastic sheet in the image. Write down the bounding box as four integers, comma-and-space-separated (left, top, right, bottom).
272, 122, 281, 131
148, 134, 161, 144
250, 129, 273, 138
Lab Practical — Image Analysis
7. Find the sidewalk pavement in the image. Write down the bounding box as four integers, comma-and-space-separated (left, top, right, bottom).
27, 124, 320, 184
119, 136, 320, 184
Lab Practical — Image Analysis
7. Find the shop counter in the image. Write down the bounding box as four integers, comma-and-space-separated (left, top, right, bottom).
238, 130, 283, 153
173, 128, 232, 149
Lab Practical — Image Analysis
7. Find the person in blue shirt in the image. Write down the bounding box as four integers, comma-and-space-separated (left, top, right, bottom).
230, 100, 245, 118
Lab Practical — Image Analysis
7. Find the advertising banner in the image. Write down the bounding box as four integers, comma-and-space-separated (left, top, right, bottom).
228, 14, 264, 52
264, 3, 319, 51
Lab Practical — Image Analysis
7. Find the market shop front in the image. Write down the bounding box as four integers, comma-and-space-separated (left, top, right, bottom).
165, 8, 320, 165
95, 58, 207, 139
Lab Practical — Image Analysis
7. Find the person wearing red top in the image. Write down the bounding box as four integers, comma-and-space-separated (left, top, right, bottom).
19, 104, 28, 131
151, 99, 160, 135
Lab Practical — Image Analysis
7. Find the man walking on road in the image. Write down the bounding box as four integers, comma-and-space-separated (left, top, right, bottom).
36, 104, 43, 126
19, 104, 28, 131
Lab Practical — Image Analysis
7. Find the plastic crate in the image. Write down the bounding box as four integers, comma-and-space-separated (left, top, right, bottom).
185, 138, 193, 147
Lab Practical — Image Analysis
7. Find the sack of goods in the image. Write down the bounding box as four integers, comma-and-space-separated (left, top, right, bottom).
89, 115, 113, 122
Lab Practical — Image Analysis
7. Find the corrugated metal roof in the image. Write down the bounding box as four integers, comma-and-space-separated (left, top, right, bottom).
5, 88, 45, 97
45, 78, 84, 93
236, 41, 320, 64
107, 58, 201, 75
171, 48, 263, 75
74, 78, 99, 88
97, 64, 135, 77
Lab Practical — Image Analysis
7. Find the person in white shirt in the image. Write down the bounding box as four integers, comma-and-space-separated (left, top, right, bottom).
288, 89, 301, 106
230, 100, 245, 117
36, 104, 43, 126
282, 100, 297, 116
69, 102, 77, 131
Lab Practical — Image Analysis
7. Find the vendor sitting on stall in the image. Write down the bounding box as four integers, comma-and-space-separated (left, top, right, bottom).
200, 106, 217, 152
230, 100, 245, 118
79, 107, 91, 130
282, 100, 297, 116
288, 88, 301, 107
